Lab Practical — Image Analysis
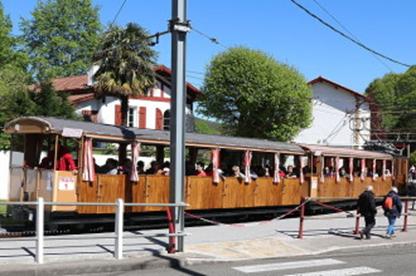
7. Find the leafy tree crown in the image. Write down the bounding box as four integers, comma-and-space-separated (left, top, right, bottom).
199, 47, 312, 141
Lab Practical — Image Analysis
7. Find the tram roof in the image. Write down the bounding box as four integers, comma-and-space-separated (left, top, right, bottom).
300, 144, 392, 160
4, 117, 304, 154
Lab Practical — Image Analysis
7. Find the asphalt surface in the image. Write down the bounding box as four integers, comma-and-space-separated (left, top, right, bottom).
72, 243, 416, 276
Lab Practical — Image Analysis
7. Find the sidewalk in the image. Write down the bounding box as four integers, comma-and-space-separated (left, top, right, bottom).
0, 208, 415, 275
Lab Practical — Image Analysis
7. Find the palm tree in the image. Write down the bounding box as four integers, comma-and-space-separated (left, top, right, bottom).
93, 23, 157, 126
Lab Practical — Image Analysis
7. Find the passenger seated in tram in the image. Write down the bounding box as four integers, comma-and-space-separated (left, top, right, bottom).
119, 158, 132, 175
385, 169, 392, 177
137, 160, 145, 174
161, 161, 170, 176
286, 165, 297, 178
146, 160, 160, 174
99, 158, 118, 175
195, 162, 207, 176
339, 167, 349, 178
232, 165, 245, 180
56, 143, 77, 171
324, 166, 336, 177
39, 150, 54, 169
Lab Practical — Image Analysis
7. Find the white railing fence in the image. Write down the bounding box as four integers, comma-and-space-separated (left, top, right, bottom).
0, 199, 188, 264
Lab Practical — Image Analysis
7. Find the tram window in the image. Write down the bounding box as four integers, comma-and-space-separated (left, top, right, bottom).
10, 134, 24, 167
353, 158, 361, 177
386, 160, 392, 176
251, 152, 273, 177
376, 160, 383, 177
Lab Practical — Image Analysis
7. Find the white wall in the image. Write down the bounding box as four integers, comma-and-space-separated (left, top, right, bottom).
294, 82, 370, 148
75, 96, 192, 130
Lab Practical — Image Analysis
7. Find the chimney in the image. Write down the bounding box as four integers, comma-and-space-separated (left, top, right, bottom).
87, 65, 100, 86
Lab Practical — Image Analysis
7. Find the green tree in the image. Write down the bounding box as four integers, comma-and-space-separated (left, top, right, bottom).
0, 2, 33, 148
20, 0, 101, 80
0, 1, 27, 70
0, 64, 36, 148
0, 1, 14, 68
198, 47, 312, 141
31, 81, 76, 118
195, 118, 223, 135
93, 23, 157, 126
366, 66, 416, 131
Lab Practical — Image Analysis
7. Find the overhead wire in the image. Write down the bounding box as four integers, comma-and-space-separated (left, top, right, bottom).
310, 0, 394, 72
110, 0, 128, 26
191, 26, 228, 49
289, 0, 411, 68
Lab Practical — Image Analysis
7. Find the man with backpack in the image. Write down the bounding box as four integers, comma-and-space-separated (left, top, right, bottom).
383, 186, 402, 239
357, 185, 377, 239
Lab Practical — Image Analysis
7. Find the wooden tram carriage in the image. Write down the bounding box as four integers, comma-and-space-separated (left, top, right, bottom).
4, 117, 408, 225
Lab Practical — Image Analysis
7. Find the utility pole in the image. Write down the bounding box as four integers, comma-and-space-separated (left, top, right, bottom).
169, 0, 189, 252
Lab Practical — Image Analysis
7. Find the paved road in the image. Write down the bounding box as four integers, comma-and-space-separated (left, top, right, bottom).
76, 243, 416, 276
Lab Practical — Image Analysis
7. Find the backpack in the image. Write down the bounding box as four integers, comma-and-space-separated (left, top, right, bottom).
383, 196, 393, 210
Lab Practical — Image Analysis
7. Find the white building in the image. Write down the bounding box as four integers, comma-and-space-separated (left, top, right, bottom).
294, 76, 371, 148
51, 65, 201, 131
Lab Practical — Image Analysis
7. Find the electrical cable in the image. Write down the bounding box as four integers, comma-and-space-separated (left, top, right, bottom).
311, 0, 394, 72
110, 0, 128, 26
289, 0, 411, 68
191, 26, 228, 49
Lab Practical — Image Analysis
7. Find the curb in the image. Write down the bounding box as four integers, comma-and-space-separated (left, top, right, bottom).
0, 255, 188, 276
0, 240, 415, 275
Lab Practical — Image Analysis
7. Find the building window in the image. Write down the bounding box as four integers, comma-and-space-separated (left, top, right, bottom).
163, 110, 170, 130
128, 107, 136, 127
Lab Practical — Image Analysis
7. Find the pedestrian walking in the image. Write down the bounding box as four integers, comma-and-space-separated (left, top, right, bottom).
357, 185, 377, 239
382, 186, 402, 239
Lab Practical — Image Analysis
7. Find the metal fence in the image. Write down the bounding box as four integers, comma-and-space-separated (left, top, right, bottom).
0, 198, 187, 264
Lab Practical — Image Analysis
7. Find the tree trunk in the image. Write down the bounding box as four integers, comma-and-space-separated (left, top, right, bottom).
119, 95, 128, 163
121, 95, 128, 126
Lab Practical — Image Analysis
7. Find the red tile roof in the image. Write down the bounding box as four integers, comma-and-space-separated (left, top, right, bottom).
52, 75, 89, 91
49, 65, 202, 98
308, 76, 367, 101
67, 93, 95, 104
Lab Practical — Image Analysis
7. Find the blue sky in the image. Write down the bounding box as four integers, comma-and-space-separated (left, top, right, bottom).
3, 0, 415, 93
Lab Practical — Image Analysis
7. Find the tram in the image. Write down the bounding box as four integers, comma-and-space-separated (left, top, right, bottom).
3, 116, 408, 226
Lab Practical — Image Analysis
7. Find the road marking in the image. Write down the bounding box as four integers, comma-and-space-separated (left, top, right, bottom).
232, 258, 344, 273
284, 266, 381, 276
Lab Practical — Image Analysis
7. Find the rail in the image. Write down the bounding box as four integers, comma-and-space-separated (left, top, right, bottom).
0, 198, 188, 264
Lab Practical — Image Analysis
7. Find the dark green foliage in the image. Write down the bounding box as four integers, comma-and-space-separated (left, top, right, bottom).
410, 151, 416, 167
366, 66, 416, 131
20, 0, 101, 80
93, 23, 157, 126
0, 1, 77, 149
198, 47, 312, 141
31, 81, 76, 118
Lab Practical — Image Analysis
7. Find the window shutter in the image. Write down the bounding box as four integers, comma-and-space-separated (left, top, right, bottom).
139, 107, 147, 129
115, 105, 122, 126
155, 108, 163, 130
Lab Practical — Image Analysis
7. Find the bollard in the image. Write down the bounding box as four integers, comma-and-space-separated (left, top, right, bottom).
166, 207, 176, 253
36, 197, 44, 264
115, 198, 124, 259
402, 199, 409, 232
353, 215, 360, 235
297, 198, 305, 239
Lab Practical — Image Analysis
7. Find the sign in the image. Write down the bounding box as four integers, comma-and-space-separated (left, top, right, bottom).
62, 128, 83, 138
58, 176, 76, 191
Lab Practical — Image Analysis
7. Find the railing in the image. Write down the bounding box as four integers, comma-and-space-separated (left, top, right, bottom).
0, 199, 188, 264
